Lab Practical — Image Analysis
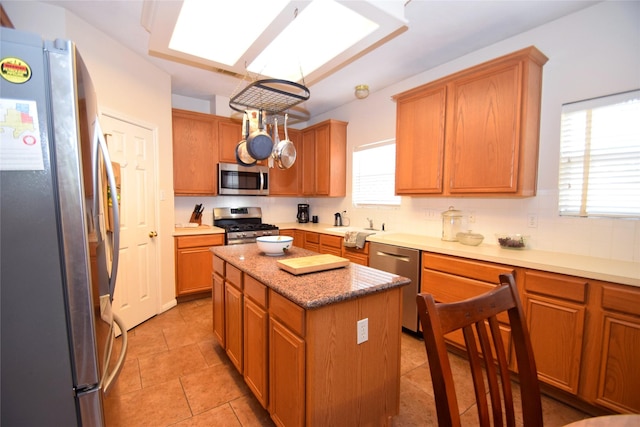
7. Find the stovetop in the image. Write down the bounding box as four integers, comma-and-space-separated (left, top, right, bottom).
219, 223, 278, 233
213, 207, 279, 244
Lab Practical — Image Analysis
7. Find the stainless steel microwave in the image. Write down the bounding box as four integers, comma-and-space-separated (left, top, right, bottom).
218, 163, 269, 196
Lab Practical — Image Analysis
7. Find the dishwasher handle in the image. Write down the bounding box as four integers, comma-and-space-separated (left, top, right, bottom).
374, 250, 412, 263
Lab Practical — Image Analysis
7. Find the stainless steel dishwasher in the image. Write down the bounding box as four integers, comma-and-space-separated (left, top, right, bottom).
369, 242, 421, 333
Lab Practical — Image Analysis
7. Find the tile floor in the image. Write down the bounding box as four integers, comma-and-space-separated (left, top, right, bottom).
104, 297, 590, 426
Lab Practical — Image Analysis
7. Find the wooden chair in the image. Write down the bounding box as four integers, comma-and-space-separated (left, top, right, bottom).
416, 273, 543, 427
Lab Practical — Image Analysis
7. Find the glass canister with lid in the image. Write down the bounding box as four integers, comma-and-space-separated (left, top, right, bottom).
441, 206, 464, 241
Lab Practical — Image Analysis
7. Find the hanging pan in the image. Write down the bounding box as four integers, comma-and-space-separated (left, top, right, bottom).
236, 112, 256, 166
246, 109, 273, 160
272, 113, 296, 169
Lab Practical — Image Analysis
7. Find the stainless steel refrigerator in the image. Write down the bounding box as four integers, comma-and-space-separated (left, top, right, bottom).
1, 27, 127, 426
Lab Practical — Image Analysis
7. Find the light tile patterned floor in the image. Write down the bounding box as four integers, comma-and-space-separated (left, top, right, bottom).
104, 297, 590, 426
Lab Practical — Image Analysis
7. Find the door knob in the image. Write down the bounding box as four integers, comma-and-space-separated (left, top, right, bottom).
149, 231, 158, 238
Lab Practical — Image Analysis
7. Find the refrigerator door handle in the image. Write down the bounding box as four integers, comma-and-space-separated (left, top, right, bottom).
92, 118, 120, 299
102, 312, 128, 394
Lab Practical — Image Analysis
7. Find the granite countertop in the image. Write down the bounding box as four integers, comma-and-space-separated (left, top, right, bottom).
211, 244, 410, 309
277, 222, 639, 287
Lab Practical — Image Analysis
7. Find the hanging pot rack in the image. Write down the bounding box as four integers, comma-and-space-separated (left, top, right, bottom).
229, 78, 310, 116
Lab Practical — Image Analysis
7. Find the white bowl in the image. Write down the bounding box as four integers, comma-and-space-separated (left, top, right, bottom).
256, 235, 293, 256
457, 231, 484, 246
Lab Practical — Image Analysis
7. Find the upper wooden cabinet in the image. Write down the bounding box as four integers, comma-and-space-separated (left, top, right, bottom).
217, 116, 243, 164
172, 109, 217, 195
394, 46, 548, 197
270, 127, 302, 196
301, 119, 348, 197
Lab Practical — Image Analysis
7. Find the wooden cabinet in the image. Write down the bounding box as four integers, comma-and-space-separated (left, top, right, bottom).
342, 242, 369, 266
269, 290, 306, 427
172, 109, 218, 195
582, 282, 640, 413
395, 86, 447, 194
212, 256, 225, 345
319, 234, 342, 257
224, 263, 243, 372
394, 46, 548, 197
270, 128, 302, 196
244, 275, 269, 408
217, 116, 243, 164
175, 234, 224, 297
303, 231, 320, 253
301, 120, 347, 197
421, 253, 516, 362
522, 270, 587, 394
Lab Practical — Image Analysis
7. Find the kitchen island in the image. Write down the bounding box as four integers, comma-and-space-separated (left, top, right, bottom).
211, 244, 410, 427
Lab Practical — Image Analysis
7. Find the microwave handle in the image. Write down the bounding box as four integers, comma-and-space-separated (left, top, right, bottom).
260, 170, 265, 191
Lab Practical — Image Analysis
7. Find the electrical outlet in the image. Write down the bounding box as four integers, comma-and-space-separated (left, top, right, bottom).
357, 318, 368, 344
527, 214, 538, 228
424, 209, 439, 221
468, 210, 476, 223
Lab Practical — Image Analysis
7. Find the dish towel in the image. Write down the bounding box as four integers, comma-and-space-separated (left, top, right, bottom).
343, 231, 375, 249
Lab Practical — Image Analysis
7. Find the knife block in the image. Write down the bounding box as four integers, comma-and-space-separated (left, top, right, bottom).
189, 212, 202, 225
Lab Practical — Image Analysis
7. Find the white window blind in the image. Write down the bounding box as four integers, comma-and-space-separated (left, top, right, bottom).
352, 139, 401, 206
559, 90, 640, 218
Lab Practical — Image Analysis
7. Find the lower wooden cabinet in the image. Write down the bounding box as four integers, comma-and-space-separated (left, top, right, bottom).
319, 233, 342, 256
582, 282, 640, 413
421, 252, 516, 361
212, 271, 225, 345
419, 251, 640, 415
244, 275, 269, 408
303, 231, 319, 253
342, 243, 369, 266
175, 234, 224, 297
269, 312, 305, 427
523, 270, 587, 395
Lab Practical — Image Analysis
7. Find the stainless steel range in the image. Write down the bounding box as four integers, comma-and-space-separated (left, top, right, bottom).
213, 207, 279, 245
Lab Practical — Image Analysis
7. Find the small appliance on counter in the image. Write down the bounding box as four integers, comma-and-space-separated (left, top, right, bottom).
442, 206, 464, 241
297, 203, 310, 223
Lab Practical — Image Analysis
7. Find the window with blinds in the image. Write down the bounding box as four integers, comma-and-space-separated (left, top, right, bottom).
558, 90, 640, 218
352, 139, 401, 206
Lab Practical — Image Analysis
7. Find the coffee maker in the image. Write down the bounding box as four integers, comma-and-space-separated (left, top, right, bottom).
297, 204, 310, 223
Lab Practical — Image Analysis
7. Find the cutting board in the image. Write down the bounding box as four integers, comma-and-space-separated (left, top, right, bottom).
277, 254, 349, 275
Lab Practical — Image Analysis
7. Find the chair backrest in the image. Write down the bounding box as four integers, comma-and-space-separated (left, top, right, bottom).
416, 273, 543, 427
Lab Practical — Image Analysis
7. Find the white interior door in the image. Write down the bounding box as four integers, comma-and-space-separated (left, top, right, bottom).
100, 113, 158, 330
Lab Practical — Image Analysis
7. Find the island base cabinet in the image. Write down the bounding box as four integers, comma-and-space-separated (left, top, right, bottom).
269, 317, 305, 427
244, 298, 269, 408
225, 283, 243, 372
212, 272, 225, 346
305, 288, 402, 426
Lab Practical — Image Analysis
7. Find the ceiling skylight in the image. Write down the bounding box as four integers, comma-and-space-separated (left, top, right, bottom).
247, 0, 379, 81
145, 0, 408, 86
169, 0, 289, 66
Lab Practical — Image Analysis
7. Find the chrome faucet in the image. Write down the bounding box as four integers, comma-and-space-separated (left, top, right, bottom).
366, 218, 374, 229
